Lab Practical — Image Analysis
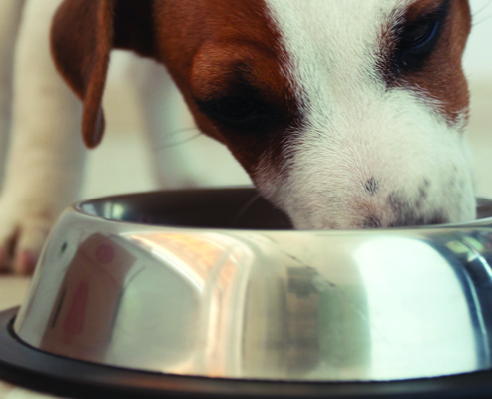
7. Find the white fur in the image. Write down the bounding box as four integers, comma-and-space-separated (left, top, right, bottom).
0, 0, 25, 185
0, 0, 85, 272
261, 0, 475, 228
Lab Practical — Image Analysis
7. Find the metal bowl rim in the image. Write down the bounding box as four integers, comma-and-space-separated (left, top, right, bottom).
73, 190, 492, 233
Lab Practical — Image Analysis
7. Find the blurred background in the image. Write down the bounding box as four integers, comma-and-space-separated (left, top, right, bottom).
463, 0, 492, 198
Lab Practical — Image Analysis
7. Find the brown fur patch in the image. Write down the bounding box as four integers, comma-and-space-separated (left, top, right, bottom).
378, 0, 471, 126
402, 0, 471, 125
52, 0, 157, 148
405, 0, 450, 20
51, 0, 114, 148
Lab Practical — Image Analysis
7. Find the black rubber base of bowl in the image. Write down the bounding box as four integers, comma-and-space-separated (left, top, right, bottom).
2, 307, 492, 399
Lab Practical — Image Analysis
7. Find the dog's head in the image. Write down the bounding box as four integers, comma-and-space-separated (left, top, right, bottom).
51, 0, 475, 229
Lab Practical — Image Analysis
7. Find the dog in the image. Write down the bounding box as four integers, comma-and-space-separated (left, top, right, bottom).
0, 0, 477, 274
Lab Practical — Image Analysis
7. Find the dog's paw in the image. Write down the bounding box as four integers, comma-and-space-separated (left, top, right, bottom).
0, 197, 55, 275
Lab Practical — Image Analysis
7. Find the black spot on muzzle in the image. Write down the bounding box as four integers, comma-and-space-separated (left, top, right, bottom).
365, 178, 379, 196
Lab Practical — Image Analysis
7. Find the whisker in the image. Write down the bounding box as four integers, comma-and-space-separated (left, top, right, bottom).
229, 194, 262, 227
472, 0, 492, 17
473, 13, 492, 26
155, 127, 203, 150
166, 126, 200, 138
472, 0, 492, 25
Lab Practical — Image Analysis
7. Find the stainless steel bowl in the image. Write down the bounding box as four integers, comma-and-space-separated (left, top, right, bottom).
12, 189, 492, 383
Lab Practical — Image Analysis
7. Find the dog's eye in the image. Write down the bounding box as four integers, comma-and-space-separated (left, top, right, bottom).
397, 17, 442, 69
202, 95, 269, 128
402, 20, 436, 47
213, 96, 260, 121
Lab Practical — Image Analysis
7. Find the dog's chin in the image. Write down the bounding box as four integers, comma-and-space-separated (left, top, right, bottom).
289, 211, 475, 231
284, 197, 477, 230
268, 179, 477, 230
255, 172, 477, 230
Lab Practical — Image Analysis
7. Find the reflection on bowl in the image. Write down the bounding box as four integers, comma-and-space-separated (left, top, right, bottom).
12, 189, 492, 382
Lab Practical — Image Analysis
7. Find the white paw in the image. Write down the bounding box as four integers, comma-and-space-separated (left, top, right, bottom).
0, 197, 57, 275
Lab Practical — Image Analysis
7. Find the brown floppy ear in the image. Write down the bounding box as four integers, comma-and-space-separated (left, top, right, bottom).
51, 0, 156, 148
